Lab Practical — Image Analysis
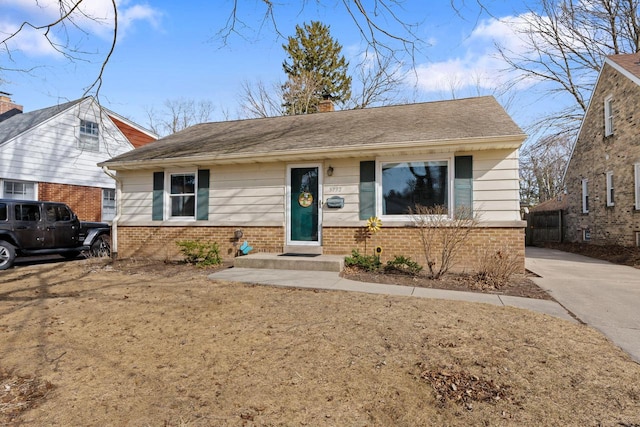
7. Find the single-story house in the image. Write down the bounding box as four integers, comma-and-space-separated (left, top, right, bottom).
99, 96, 527, 270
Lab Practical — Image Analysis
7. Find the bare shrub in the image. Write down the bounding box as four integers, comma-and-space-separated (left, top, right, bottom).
474, 247, 521, 289
410, 205, 477, 279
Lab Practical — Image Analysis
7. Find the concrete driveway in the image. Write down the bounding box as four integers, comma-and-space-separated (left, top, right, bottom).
526, 246, 640, 363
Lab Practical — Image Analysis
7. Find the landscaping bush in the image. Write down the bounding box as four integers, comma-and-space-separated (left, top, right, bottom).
176, 240, 222, 267
344, 249, 381, 272
384, 255, 423, 276
474, 247, 521, 288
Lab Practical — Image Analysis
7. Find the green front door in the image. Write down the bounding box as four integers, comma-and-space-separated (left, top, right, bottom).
289, 166, 319, 243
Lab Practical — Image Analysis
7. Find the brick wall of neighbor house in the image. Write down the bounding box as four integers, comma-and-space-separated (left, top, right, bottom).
564, 63, 640, 246
39, 182, 103, 221
117, 225, 525, 272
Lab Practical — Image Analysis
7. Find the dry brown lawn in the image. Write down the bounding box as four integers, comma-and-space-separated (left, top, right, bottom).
1, 258, 639, 426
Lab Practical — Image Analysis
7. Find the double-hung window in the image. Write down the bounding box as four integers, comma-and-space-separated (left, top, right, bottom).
79, 119, 100, 151
581, 178, 589, 213
379, 159, 450, 218
605, 171, 614, 207
2, 180, 36, 200
102, 189, 116, 222
604, 95, 614, 136
170, 173, 196, 218
152, 170, 209, 221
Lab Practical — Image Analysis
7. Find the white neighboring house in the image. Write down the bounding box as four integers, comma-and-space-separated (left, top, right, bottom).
0, 94, 157, 222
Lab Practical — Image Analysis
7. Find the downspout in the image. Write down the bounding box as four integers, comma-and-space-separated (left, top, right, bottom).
102, 166, 121, 258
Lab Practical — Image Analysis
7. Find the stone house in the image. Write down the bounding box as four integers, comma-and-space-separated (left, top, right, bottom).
564, 53, 640, 246
99, 96, 527, 270
0, 94, 157, 222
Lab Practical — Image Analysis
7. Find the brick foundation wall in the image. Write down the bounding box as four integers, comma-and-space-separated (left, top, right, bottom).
117, 226, 285, 260
39, 182, 103, 221
118, 225, 525, 273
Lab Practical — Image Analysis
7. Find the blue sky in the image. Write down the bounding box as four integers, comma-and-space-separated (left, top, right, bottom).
1, 1, 566, 137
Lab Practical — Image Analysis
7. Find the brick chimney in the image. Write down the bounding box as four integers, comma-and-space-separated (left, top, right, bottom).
318, 93, 334, 113
0, 92, 23, 120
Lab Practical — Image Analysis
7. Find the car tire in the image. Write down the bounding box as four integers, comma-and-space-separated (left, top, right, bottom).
0, 241, 16, 270
90, 235, 111, 258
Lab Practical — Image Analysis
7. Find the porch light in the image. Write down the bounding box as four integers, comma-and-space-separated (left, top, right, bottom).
327, 166, 334, 176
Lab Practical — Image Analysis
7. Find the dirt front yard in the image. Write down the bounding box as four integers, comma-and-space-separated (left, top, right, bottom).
1, 258, 640, 426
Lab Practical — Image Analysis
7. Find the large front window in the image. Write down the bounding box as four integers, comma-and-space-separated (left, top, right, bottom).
170, 173, 195, 218
381, 160, 449, 216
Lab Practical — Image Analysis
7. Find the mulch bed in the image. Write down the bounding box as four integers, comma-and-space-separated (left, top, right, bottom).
341, 267, 552, 300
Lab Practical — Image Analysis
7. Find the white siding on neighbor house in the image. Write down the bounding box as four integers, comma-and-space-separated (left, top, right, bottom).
0, 98, 133, 189
472, 149, 521, 222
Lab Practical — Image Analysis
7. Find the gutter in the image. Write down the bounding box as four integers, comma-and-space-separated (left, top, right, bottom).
99, 134, 528, 170
101, 166, 121, 258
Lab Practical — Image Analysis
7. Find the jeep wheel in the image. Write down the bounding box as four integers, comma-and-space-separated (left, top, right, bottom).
90, 235, 111, 258
0, 241, 16, 270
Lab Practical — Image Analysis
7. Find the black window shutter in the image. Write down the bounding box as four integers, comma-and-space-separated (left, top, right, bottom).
196, 169, 210, 220
152, 171, 164, 221
454, 156, 473, 215
359, 161, 376, 220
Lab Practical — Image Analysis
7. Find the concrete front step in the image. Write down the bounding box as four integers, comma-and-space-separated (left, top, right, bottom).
233, 252, 345, 272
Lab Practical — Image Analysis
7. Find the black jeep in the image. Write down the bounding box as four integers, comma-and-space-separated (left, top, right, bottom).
0, 199, 111, 270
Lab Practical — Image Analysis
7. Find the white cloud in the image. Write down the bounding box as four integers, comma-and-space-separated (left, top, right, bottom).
413, 13, 541, 96
0, 20, 61, 57
1, 0, 162, 57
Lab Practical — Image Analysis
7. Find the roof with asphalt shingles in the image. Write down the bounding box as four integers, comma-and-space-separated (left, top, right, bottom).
0, 98, 83, 145
101, 96, 526, 166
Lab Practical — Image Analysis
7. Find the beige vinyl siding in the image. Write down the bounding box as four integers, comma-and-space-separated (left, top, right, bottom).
210, 163, 285, 226
120, 164, 287, 226
119, 170, 154, 222
322, 158, 360, 225
472, 149, 521, 222
118, 148, 523, 226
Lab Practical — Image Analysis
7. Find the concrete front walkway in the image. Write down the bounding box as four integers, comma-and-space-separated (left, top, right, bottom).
526, 246, 640, 363
209, 265, 574, 322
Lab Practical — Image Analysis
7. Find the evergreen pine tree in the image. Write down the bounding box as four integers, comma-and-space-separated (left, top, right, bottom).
282, 21, 351, 114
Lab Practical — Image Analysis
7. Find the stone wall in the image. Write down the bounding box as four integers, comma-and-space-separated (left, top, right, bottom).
564, 62, 640, 246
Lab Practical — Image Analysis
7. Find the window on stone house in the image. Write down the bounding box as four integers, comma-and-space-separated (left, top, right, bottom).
604, 95, 614, 136
635, 163, 640, 211
581, 178, 589, 213
606, 171, 614, 207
